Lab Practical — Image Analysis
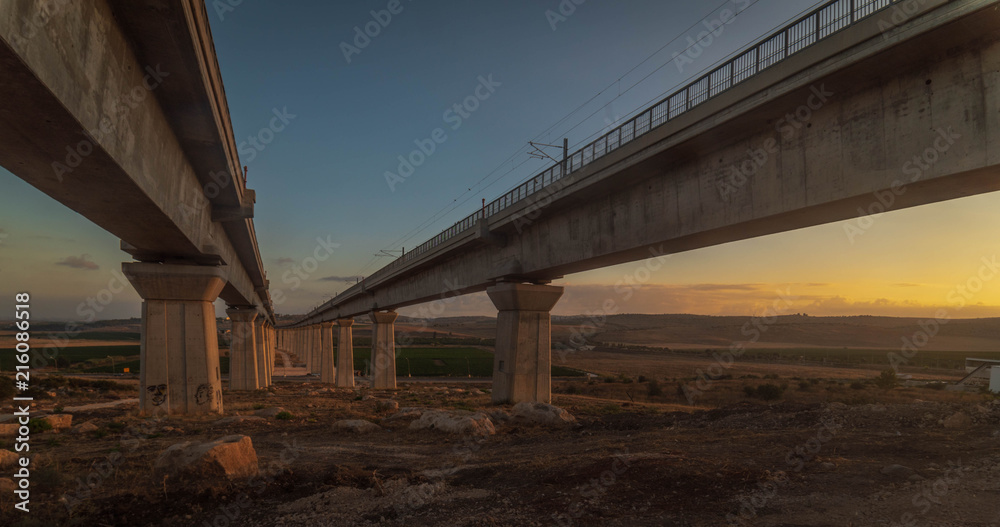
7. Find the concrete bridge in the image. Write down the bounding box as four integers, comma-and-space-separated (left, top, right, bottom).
0, 1, 277, 414
281, 0, 1000, 403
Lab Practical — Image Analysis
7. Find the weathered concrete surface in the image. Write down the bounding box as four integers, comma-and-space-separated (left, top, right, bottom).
489, 283, 563, 404
125, 263, 225, 415
293, 0, 1000, 324
370, 311, 398, 389
320, 322, 336, 384
0, 1, 273, 319
254, 318, 268, 388
227, 308, 259, 392
336, 319, 356, 388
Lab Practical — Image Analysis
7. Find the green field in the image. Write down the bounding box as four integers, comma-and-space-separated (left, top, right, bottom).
0, 345, 140, 371
350, 347, 584, 377
716, 347, 1000, 370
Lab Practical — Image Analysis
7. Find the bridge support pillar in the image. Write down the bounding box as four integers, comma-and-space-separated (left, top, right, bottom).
122, 262, 226, 416
336, 318, 355, 388
487, 282, 564, 404
320, 322, 336, 383
227, 307, 260, 392
370, 311, 398, 389
254, 318, 268, 388
310, 325, 322, 375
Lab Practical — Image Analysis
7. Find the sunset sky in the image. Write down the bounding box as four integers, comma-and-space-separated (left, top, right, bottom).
1, 0, 999, 321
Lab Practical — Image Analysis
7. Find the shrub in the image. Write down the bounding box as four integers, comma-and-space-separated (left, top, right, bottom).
925, 382, 947, 391
850, 382, 866, 390
646, 380, 663, 397
637, 376, 647, 383
28, 418, 52, 434
754, 383, 785, 401
875, 369, 898, 390
743, 386, 757, 398
252, 403, 265, 410
275, 411, 293, 420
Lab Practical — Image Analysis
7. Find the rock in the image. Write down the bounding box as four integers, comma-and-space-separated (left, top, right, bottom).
43, 414, 73, 430
254, 407, 287, 418
818, 462, 837, 472
383, 407, 425, 422
451, 389, 465, 394
470, 389, 485, 395
362, 394, 373, 401
154, 435, 258, 491
409, 410, 495, 436
943, 412, 972, 430
307, 391, 320, 397
0, 478, 14, 494
71, 421, 100, 434
0, 449, 18, 469
880, 464, 915, 479
215, 416, 267, 426
512, 402, 576, 426
333, 420, 383, 433
0, 423, 19, 437
488, 410, 512, 423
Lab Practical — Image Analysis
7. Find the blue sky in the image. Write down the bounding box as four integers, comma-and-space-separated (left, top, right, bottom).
3, 0, 1000, 321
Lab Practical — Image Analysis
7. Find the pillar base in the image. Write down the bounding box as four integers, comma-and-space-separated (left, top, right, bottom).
336, 319, 355, 388
123, 262, 227, 416
227, 308, 260, 392
320, 322, 336, 383
487, 282, 564, 404
370, 311, 398, 389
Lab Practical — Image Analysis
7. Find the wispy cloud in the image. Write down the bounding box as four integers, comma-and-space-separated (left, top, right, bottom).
56, 254, 99, 270
275, 257, 294, 266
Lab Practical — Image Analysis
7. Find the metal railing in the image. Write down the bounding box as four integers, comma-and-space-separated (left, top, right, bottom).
327, 0, 902, 311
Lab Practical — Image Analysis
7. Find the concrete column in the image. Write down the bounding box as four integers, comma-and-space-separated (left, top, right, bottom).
487, 282, 564, 404
370, 311, 398, 389
302, 327, 311, 371
122, 262, 226, 416
267, 325, 275, 384
320, 321, 336, 383
336, 318, 355, 388
310, 325, 322, 375
227, 308, 260, 392
254, 318, 268, 388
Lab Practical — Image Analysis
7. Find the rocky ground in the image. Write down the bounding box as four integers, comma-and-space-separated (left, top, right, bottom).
0, 376, 998, 526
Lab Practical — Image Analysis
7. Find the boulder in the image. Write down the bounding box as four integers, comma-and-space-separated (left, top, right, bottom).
42, 414, 73, 430
254, 407, 287, 418
374, 400, 399, 412
333, 420, 383, 433
512, 402, 576, 426
943, 412, 972, 430
409, 410, 495, 436
71, 421, 99, 435
0, 449, 18, 470
154, 435, 258, 491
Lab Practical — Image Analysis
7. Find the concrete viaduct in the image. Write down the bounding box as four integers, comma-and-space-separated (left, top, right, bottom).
0, 1, 277, 415
280, 0, 1000, 404
2, 0, 999, 415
